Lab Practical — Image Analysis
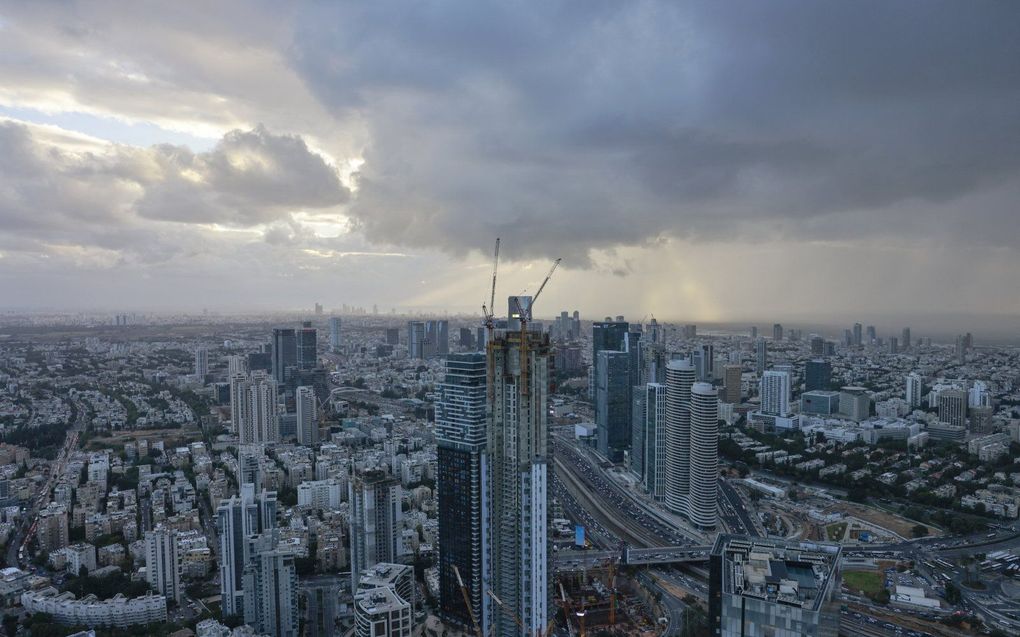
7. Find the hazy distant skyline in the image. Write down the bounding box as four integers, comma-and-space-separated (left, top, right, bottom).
1, 2, 1019, 325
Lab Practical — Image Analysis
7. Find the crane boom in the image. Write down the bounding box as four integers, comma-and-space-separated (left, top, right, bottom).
490, 238, 500, 318
453, 565, 483, 637
529, 258, 561, 318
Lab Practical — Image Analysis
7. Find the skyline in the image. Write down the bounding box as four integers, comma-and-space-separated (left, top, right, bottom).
0, 2, 1019, 321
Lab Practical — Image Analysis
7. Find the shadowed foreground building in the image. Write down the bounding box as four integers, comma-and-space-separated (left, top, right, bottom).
436, 353, 489, 632
486, 329, 551, 637
710, 535, 842, 637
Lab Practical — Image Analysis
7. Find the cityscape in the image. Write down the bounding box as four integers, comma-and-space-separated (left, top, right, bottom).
1, 3, 1019, 637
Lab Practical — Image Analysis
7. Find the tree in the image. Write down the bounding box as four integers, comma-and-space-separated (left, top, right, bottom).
945, 581, 962, 605
911, 524, 929, 538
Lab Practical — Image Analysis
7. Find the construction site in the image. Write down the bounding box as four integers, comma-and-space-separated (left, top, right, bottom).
445, 560, 664, 637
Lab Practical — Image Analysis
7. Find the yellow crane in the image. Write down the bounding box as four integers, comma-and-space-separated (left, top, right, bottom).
481, 237, 501, 400
453, 565, 483, 637
511, 257, 561, 398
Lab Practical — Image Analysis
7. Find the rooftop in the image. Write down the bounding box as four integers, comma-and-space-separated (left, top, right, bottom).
712, 535, 841, 612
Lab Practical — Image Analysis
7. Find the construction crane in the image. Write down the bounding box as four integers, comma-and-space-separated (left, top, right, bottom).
481, 237, 501, 337
453, 565, 483, 637
559, 580, 586, 637
512, 258, 561, 398
486, 589, 528, 635
606, 559, 618, 626
481, 238, 501, 400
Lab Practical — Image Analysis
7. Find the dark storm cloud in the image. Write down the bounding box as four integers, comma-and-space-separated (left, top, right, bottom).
288, 0, 1020, 264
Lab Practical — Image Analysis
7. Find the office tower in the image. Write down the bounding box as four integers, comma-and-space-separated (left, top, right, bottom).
709, 535, 842, 637
688, 382, 719, 529
592, 320, 629, 360
355, 587, 412, 637
626, 326, 644, 391
350, 470, 403, 589
271, 328, 297, 383
642, 383, 667, 501
754, 338, 768, 375
759, 371, 791, 417
693, 343, 714, 382
843, 329, 853, 347
194, 348, 209, 381
302, 579, 343, 637
476, 327, 487, 350
630, 385, 647, 480
385, 328, 400, 346
329, 317, 342, 354
436, 353, 488, 632
866, 325, 876, 345
295, 386, 317, 446
244, 531, 299, 637
665, 360, 695, 518
852, 323, 863, 347
486, 330, 551, 637
804, 359, 832, 392
750, 326, 758, 340
888, 336, 899, 354
905, 373, 923, 408
901, 327, 911, 351
314, 302, 323, 315
239, 372, 279, 445
297, 321, 317, 370
969, 380, 990, 408
459, 327, 475, 350
802, 390, 840, 416
227, 354, 249, 378
839, 387, 871, 422
722, 365, 742, 404
937, 389, 967, 428
596, 350, 631, 460
217, 488, 278, 619
507, 295, 533, 331
809, 336, 824, 356
407, 322, 426, 359
772, 323, 783, 341
229, 371, 248, 435
145, 528, 182, 603
436, 319, 450, 355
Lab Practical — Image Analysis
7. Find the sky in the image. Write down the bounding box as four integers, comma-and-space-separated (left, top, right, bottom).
1, 1, 1019, 329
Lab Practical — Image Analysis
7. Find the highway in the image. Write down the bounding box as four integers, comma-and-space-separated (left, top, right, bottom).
719, 479, 761, 537
553, 439, 691, 547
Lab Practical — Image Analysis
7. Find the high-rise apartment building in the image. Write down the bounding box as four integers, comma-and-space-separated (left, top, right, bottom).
244, 531, 299, 637
709, 535, 842, 637
436, 353, 488, 632
755, 338, 768, 375
237, 372, 279, 445
217, 488, 277, 619
329, 317, 342, 354
901, 327, 911, 351
145, 528, 182, 603
759, 371, 791, 417
804, 359, 831, 392
852, 323, 863, 347
641, 383, 667, 501
486, 330, 551, 637
350, 470, 403, 590
37, 502, 69, 553
688, 382, 719, 529
866, 325, 877, 345
295, 386, 317, 446
772, 323, 783, 341
693, 343, 715, 382
194, 347, 208, 382
722, 365, 742, 404
905, 373, 923, 408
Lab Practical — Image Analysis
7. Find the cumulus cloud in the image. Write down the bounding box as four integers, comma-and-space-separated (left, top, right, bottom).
0, 120, 349, 260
